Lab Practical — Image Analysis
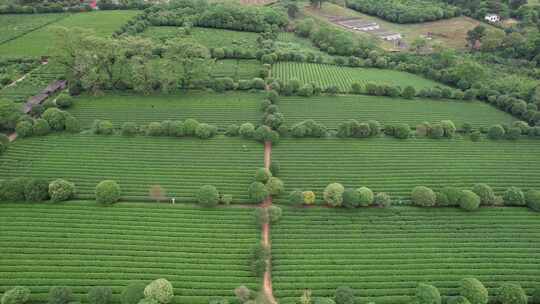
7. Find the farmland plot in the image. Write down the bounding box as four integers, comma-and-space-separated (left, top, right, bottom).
279, 95, 516, 129
272, 62, 447, 92
0, 14, 66, 45
212, 59, 262, 80
272, 138, 540, 204
0, 11, 139, 57
68, 91, 263, 129
0, 62, 65, 102
272, 206, 540, 304
0, 135, 263, 203
0, 202, 259, 304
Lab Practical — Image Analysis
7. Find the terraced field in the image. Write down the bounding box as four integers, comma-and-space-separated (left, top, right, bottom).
0, 135, 263, 203
272, 206, 540, 304
0, 10, 139, 57
272, 138, 540, 204
212, 59, 262, 80
272, 62, 447, 92
0, 14, 66, 45
68, 92, 262, 129
0, 62, 65, 102
0, 202, 259, 304
279, 95, 515, 129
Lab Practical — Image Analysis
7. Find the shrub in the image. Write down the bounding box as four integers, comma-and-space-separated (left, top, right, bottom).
412, 186, 436, 207
195, 123, 217, 139
342, 188, 360, 208
147, 122, 163, 136
266, 90, 279, 104
225, 124, 240, 136
402, 86, 416, 99
15, 121, 33, 138
24, 178, 49, 202
249, 182, 269, 203
49, 179, 75, 202
472, 183, 496, 205
268, 205, 282, 223
42, 108, 66, 131
526, 190, 540, 212
95, 180, 121, 204
197, 185, 219, 207
122, 122, 138, 136
1, 287, 30, 304
506, 127, 521, 140
334, 287, 354, 304
269, 161, 280, 176
470, 131, 481, 142
393, 123, 410, 139
94, 120, 114, 135
255, 168, 272, 183
374, 192, 391, 207
439, 186, 462, 206
357, 187, 374, 207
171, 121, 185, 137
183, 119, 200, 136
160, 120, 175, 136
87, 287, 112, 304
303, 191, 316, 205
459, 278, 488, 304
55, 94, 73, 109
497, 283, 527, 304
459, 190, 480, 211
266, 177, 284, 196
415, 283, 441, 304
64, 114, 80, 133
144, 279, 174, 304
48, 287, 73, 304
0, 177, 29, 201
234, 286, 253, 304
288, 189, 304, 206
324, 183, 345, 207
33, 118, 51, 136
447, 296, 471, 304
488, 124, 505, 139
121, 283, 146, 304
250, 243, 269, 277
503, 186, 525, 206
239, 123, 256, 139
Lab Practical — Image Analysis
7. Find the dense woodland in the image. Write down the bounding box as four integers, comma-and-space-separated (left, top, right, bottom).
346, 0, 460, 23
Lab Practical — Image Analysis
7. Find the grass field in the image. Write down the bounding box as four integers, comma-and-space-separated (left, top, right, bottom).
0, 202, 259, 304
0, 14, 66, 45
212, 59, 262, 80
141, 26, 259, 51
272, 62, 447, 92
272, 138, 540, 204
279, 95, 516, 129
272, 206, 540, 304
0, 135, 263, 203
68, 91, 263, 129
0, 11, 139, 57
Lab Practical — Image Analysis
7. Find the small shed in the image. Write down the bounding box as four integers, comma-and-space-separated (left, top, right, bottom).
485, 14, 501, 23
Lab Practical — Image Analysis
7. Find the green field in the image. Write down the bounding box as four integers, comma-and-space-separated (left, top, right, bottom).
272, 206, 540, 304
0, 135, 263, 203
68, 91, 263, 129
279, 95, 516, 129
212, 59, 262, 80
0, 14, 66, 45
272, 138, 540, 204
272, 62, 448, 92
0, 62, 65, 102
141, 26, 259, 51
0, 11, 139, 57
0, 202, 259, 304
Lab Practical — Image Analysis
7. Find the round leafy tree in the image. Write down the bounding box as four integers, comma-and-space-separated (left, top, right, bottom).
33, 118, 51, 136
144, 278, 174, 304
303, 191, 316, 205
497, 283, 527, 304
195, 123, 217, 139
122, 122, 138, 136
255, 168, 272, 183
55, 94, 73, 109
266, 177, 284, 196
64, 114, 80, 133
415, 283, 441, 304
334, 287, 354, 304
24, 178, 49, 202
87, 287, 113, 304
459, 278, 488, 304
95, 180, 121, 204
197, 185, 219, 207
412, 186, 436, 207
269, 161, 280, 177
239, 123, 255, 139
487, 124, 505, 139
446, 296, 470, 304
147, 122, 163, 136
342, 188, 360, 208
288, 190, 304, 206
324, 183, 345, 207
15, 121, 33, 138
526, 190, 540, 212
0, 177, 29, 202
357, 187, 374, 207
48, 286, 73, 304
503, 186, 525, 206
49, 179, 75, 202
249, 182, 269, 203
472, 183, 496, 205
459, 190, 480, 211
374, 192, 392, 208
42, 108, 66, 131
393, 123, 410, 139
183, 119, 200, 136
121, 283, 146, 304
268, 205, 282, 223
1, 286, 30, 304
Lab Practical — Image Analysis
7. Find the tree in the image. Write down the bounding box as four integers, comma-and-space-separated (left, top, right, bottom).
533, 286, 540, 304
357, 187, 374, 207
165, 39, 212, 89
342, 188, 360, 208
460, 278, 488, 304
526, 190, 540, 212
42, 108, 66, 131
249, 182, 269, 203
48, 287, 73, 304
87, 287, 113, 304
0, 99, 22, 131
411, 37, 428, 54
15, 121, 33, 138
49, 179, 75, 202
288, 189, 304, 206
393, 123, 410, 139
144, 279, 174, 304
334, 287, 354, 304
497, 283, 527, 304
472, 183, 496, 205
324, 183, 345, 207
503, 186, 525, 205
195, 123, 217, 139
95, 180, 121, 204
1, 287, 30, 304
287, 2, 299, 18
122, 122, 138, 136
447, 296, 470, 304
268, 205, 282, 223
466, 25, 486, 50
197, 185, 219, 207
121, 283, 146, 304
270, 161, 280, 176
24, 178, 49, 202
183, 119, 200, 136
266, 177, 284, 196
412, 186, 436, 207
488, 124, 505, 139
33, 119, 51, 136
239, 123, 256, 139
0, 178, 29, 202
64, 114, 80, 133
416, 283, 441, 304
255, 168, 272, 183
459, 190, 481, 211
303, 191, 316, 205
402, 86, 416, 99
375, 192, 392, 208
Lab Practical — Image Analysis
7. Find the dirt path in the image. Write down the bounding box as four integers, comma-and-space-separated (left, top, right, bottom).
8, 133, 17, 142
261, 140, 276, 304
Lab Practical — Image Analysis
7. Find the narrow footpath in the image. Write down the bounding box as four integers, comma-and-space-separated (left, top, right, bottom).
261, 140, 276, 304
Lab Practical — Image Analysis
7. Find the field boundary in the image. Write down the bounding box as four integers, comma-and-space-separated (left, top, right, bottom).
0, 13, 68, 47
261, 140, 276, 304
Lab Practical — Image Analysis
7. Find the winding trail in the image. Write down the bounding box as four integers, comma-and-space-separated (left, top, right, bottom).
261, 140, 276, 304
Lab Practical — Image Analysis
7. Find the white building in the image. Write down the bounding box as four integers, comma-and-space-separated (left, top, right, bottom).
484, 14, 501, 23
379, 32, 402, 41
